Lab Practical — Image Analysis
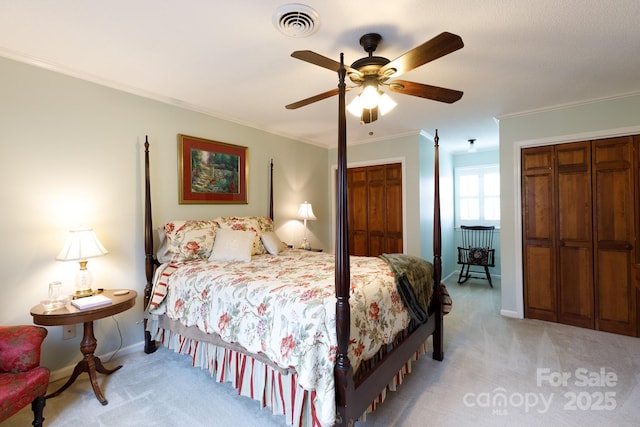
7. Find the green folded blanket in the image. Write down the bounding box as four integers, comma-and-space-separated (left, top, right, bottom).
379, 254, 434, 323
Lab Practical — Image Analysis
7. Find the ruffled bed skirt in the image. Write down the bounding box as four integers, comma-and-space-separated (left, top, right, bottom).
148, 319, 427, 427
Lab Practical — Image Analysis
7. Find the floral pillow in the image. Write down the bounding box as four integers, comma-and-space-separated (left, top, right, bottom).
257, 216, 275, 233
214, 216, 268, 255
468, 247, 489, 265
163, 220, 218, 261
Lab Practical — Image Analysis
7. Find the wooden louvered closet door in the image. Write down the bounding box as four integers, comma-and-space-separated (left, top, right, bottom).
347, 163, 403, 257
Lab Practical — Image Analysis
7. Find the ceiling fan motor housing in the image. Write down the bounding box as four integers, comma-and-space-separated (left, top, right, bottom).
350, 33, 392, 84
349, 56, 390, 84
359, 33, 382, 54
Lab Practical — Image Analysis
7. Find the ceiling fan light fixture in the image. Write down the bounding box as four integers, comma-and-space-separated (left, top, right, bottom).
347, 88, 396, 120
359, 84, 380, 109
346, 95, 364, 118
361, 107, 378, 124
273, 4, 320, 38
468, 138, 477, 153
378, 92, 397, 116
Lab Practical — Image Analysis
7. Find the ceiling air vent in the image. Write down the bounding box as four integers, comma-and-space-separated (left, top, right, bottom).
273, 4, 320, 38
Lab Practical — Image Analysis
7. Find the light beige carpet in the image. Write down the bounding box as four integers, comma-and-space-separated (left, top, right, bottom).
5, 276, 640, 426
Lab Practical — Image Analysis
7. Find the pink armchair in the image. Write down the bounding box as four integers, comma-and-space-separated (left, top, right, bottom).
0, 325, 50, 427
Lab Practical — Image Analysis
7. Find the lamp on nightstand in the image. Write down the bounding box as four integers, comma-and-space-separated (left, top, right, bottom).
56, 227, 108, 297
297, 201, 316, 250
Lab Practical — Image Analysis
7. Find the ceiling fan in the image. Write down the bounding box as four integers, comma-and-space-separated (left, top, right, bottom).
286, 32, 464, 123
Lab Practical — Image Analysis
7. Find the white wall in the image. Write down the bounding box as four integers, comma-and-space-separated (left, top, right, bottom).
0, 57, 329, 372
498, 92, 640, 318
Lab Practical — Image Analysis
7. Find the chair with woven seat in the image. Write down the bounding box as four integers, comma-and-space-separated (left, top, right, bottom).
0, 325, 50, 427
457, 225, 496, 287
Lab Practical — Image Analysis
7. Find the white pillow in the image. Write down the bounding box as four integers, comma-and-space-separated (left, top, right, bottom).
261, 231, 284, 255
156, 227, 172, 263
208, 229, 254, 262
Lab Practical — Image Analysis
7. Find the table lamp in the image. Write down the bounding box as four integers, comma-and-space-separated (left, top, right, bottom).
297, 201, 316, 250
56, 227, 108, 297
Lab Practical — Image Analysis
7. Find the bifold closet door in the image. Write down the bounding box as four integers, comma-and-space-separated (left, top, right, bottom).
523, 136, 638, 337
592, 137, 636, 336
347, 163, 403, 257
522, 146, 557, 322
375, 163, 403, 255
348, 167, 369, 256
555, 142, 594, 328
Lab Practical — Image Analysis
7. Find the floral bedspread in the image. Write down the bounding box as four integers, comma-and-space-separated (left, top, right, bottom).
150, 249, 424, 426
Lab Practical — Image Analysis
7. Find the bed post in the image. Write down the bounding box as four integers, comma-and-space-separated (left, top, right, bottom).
269, 158, 274, 220
143, 136, 157, 354
334, 53, 353, 427
432, 130, 444, 361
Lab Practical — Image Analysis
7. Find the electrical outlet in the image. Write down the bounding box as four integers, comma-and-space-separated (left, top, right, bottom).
63, 325, 76, 340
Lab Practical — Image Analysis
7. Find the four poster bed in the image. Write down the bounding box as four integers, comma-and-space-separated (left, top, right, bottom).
142, 55, 445, 427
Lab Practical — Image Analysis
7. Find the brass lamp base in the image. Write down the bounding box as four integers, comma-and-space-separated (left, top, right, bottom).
300, 238, 311, 250
73, 289, 96, 299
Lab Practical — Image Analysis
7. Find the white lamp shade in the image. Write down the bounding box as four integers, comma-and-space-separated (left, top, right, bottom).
378, 92, 397, 115
347, 95, 364, 117
297, 201, 317, 220
347, 90, 396, 119
359, 85, 380, 109
56, 228, 108, 261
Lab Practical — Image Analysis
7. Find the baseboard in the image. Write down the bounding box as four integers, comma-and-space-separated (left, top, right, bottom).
49, 340, 146, 383
441, 271, 457, 282
443, 270, 502, 283
500, 309, 522, 319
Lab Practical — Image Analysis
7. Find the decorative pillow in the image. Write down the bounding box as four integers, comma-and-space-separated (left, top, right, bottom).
257, 216, 275, 233
208, 228, 254, 262
261, 231, 285, 255
214, 216, 267, 255
156, 227, 173, 263
163, 220, 218, 262
468, 247, 489, 265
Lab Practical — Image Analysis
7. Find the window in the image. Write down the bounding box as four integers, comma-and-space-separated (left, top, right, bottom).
454, 165, 500, 227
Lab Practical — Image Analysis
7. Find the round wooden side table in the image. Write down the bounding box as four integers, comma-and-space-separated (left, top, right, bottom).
30, 289, 136, 405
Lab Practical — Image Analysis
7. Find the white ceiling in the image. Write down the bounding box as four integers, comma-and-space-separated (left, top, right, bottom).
2, 1, 639, 152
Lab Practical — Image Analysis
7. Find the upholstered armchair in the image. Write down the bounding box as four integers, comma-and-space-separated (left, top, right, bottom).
0, 325, 50, 427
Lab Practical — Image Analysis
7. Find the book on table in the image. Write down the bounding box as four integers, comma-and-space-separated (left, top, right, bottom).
71, 294, 112, 310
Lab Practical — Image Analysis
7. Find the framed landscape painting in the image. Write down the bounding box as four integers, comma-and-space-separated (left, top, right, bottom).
178, 134, 248, 204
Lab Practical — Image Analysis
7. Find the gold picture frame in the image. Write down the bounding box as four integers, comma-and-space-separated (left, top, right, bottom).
178, 134, 248, 204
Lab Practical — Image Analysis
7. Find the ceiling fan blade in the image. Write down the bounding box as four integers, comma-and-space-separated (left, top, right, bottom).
285, 88, 340, 109
379, 32, 463, 79
291, 51, 361, 76
387, 80, 463, 103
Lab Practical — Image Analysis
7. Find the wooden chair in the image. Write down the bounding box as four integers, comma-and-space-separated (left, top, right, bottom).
457, 225, 495, 287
